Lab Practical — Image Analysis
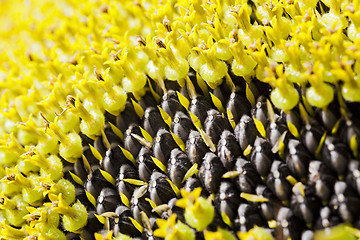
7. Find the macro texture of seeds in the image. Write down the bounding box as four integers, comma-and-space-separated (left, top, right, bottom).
1, 0, 360, 240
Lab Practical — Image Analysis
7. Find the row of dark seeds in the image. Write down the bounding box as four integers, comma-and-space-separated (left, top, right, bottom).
63, 73, 360, 240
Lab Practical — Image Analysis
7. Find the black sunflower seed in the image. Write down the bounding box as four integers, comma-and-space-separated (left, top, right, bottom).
226, 91, 251, 124
84, 168, 113, 199
188, 96, 213, 125
116, 100, 140, 133
266, 161, 292, 202
329, 181, 360, 223
346, 159, 360, 195
314, 206, 341, 230
116, 164, 139, 200
136, 147, 158, 182
113, 205, 142, 237
233, 157, 262, 194
204, 109, 232, 144
183, 177, 203, 194
81, 210, 104, 240
322, 136, 351, 176
290, 184, 321, 226
131, 186, 152, 224
250, 137, 274, 177
167, 148, 192, 188
266, 120, 288, 148
315, 101, 340, 132
152, 128, 179, 164
275, 207, 306, 240
308, 160, 336, 202
186, 130, 209, 165
198, 152, 226, 194
217, 130, 242, 170
251, 96, 269, 129
301, 120, 324, 155
340, 119, 360, 158
235, 203, 267, 232
171, 111, 195, 143
103, 146, 127, 178
96, 187, 121, 214
161, 90, 186, 118
285, 139, 312, 179
160, 197, 185, 223
255, 185, 279, 221
235, 115, 260, 151
143, 107, 169, 137
124, 124, 144, 158
148, 171, 177, 205
215, 180, 243, 223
